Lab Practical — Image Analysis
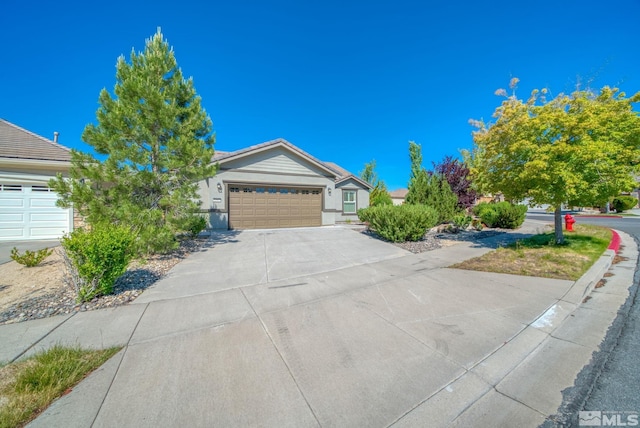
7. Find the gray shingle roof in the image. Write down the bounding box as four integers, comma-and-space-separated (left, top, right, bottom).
0, 119, 71, 162
322, 161, 351, 178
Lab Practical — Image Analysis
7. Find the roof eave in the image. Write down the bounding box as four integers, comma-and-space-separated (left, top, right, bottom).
336, 175, 373, 189
215, 139, 339, 178
0, 157, 72, 169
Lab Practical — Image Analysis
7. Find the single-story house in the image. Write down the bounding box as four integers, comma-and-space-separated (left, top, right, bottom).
198, 138, 372, 229
0, 119, 73, 240
389, 188, 408, 205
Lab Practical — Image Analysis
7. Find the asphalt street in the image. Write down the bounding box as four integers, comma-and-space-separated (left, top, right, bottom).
528, 213, 640, 427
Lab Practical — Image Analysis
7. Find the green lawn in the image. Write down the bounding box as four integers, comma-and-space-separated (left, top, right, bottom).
452, 224, 612, 280
0, 345, 120, 428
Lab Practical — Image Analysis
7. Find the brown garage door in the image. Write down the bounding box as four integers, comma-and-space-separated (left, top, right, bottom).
228, 185, 322, 229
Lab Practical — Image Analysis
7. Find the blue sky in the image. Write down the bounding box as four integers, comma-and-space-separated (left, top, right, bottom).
1, 0, 638, 190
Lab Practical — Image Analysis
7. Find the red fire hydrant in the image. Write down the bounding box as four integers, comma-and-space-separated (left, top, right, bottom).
564, 214, 576, 232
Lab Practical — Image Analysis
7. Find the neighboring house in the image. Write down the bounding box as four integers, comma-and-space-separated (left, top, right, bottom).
198, 138, 371, 229
389, 189, 408, 206
0, 119, 73, 240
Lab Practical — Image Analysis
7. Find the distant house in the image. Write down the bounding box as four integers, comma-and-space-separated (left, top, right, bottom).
389, 189, 408, 206
198, 139, 372, 229
0, 119, 73, 240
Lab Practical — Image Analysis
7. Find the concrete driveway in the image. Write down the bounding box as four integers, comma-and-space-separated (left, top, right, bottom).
5, 224, 633, 427
0, 239, 60, 264
134, 227, 411, 303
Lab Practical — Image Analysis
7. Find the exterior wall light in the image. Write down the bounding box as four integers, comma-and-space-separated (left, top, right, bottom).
327, 187, 332, 196
217, 182, 223, 193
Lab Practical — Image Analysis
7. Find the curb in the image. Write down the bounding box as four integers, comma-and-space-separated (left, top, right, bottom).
444, 229, 635, 426
564, 228, 621, 305
608, 229, 621, 252
576, 214, 623, 218
544, 230, 640, 426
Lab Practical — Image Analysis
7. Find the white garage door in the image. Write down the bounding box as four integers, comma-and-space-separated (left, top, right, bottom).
0, 184, 71, 240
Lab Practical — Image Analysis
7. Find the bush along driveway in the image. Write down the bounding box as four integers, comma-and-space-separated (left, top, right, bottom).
3, 222, 634, 427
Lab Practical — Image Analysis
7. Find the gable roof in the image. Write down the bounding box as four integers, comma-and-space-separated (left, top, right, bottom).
324, 161, 373, 189
213, 138, 339, 178
390, 189, 408, 198
213, 138, 373, 189
0, 119, 71, 162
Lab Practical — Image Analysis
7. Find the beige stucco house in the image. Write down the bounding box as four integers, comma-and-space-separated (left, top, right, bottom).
389, 189, 408, 205
0, 119, 73, 240
198, 139, 371, 229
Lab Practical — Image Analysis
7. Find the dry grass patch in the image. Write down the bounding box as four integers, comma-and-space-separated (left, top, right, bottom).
0, 345, 120, 428
452, 224, 611, 280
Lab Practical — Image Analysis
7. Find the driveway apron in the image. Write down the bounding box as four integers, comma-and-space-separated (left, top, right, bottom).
21, 224, 596, 427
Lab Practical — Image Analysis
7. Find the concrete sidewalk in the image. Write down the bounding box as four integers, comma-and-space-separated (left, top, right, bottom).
1, 222, 634, 427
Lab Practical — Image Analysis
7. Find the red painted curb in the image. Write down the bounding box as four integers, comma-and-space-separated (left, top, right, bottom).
577, 214, 623, 218
608, 230, 621, 253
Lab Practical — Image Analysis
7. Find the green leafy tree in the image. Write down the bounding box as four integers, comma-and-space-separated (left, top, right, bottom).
360, 160, 392, 206
51, 29, 216, 254
470, 78, 640, 244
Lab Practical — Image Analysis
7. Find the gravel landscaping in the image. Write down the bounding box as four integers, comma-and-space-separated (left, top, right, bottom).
1, 228, 508, 326
0, 239, 209, 325
363, 227, 506, 253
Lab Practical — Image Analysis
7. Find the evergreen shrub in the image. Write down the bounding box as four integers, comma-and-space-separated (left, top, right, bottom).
358, 204, 438, 242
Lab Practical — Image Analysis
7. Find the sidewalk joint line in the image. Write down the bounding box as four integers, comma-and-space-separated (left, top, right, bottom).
239, 288, 321, 426
494, 387, 548, 418
387, 370, 482, 427
9, 311, 78, 363
90, 302, 150, 427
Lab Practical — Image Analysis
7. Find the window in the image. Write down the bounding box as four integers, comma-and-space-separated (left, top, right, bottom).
0, 184, 22, 192
229, 187, 240, 193
31, 185, 52, 192
343, 191, 356, 214
242, 187, 253, 193
255, 187, 265, 194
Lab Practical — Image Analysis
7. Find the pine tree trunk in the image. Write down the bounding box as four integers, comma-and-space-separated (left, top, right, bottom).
554, 205, 564, 245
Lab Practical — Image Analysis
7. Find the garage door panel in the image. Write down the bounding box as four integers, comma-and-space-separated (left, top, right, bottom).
0, 213, 24, 222
229, 185, 322, 230
0, 228, 24, 238
31, 198, 60, 208
0, 198, 24, 208
31, 213, 68, 222
30, 227, 68, 237
0, 185, 70, 240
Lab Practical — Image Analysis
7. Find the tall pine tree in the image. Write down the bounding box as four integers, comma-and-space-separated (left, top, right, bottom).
405, 141, 459, 223
405, 141, 429, 205
51, 29, 216, 254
